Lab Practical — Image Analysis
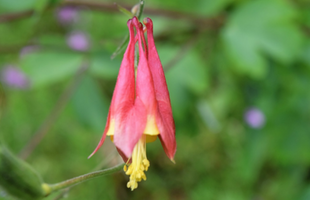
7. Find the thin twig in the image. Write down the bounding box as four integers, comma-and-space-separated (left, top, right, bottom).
19, 60, 90, 160
0, 0, 224, 29
0, 10, 33, 23
61, 0, 223, 27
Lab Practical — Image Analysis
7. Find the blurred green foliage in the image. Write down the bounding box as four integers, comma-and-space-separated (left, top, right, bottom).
1, 0, 310, 199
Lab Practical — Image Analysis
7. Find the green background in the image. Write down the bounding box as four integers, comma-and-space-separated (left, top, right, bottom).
1, 0, 310, 199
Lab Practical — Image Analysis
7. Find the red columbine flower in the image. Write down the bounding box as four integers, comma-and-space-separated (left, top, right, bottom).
89, 16, 176, 191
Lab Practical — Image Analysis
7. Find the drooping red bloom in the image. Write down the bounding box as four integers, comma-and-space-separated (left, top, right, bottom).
143, 17, 176, 161
89, 16, 176, 190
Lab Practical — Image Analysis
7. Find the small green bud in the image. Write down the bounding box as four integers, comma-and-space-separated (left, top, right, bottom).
0, 143, 45, 200
131, 3, 140, 16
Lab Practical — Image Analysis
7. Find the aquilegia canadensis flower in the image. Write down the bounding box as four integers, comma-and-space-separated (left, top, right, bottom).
89, 17, 176, 190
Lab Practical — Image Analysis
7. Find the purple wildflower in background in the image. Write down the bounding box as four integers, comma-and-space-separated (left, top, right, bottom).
19, 45, 40, 58
0, 65, 30, 89
56, 6, 78, 25
244, 107, 265, 129
67, 31, 90, 51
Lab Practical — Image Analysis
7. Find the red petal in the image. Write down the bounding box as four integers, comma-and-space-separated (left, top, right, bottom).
156, 102, 176, 161
133, 17, 157, 119
114, 96, 146, 159
112, 17, 159, 159
88, 109, 111, 159
114, 17, 153, 158
116, 147, 131, 163
143, 17, 176, 160
89, 19, 136, 158
110, 20, 135, 114
133, 17, 159, 132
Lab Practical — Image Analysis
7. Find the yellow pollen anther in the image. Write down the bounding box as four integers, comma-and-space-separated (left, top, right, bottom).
124, 135, 149, 191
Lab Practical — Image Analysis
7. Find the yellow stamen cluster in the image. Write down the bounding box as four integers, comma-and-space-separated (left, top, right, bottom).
123, 135, 150, 191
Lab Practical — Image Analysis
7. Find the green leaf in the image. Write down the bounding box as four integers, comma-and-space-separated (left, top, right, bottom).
90, 51, 120, 80
148, 0, 230, 16
33, 0, 49, 14
165, 74, 190, 120
116, 4, 133, 18
302, 8, 310, 27
301, 186, 310, 200
110, 34, 129, 59
195, 0, 233, 16
159, 45, 209, 119
0, 19, 33, 46
196, 100, 220, 132
20, 51, 84, 88
301, 40, 310, 66
37, 34, 67, 48
165, 50, 209, 95
49, 0, 61, 6
71, 75, 109, 131
0, 0, 36, 12
222, 0, 304, 78
269, 120, 310, 164
237, 131, 268, 185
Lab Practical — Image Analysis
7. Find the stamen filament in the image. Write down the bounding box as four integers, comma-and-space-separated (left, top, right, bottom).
124, 135, 150, 191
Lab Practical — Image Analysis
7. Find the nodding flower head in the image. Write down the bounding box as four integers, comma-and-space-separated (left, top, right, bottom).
89, 17, 176, 191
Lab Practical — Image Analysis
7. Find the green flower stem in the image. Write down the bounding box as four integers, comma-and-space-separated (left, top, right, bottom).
43, 163, 124, 196
134, 0, 144, 68
137, 0, 144, 20
111, 0, 144, 59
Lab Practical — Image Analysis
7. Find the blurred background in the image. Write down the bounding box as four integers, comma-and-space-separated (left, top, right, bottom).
1, 0, 310, 199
